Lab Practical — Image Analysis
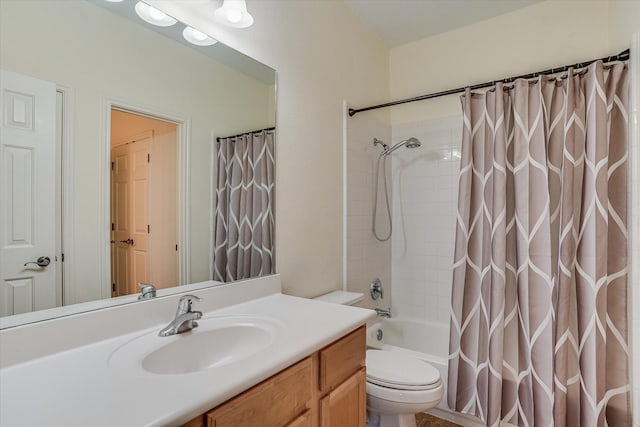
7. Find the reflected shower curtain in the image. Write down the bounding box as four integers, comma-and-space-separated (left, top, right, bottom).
213, 129, 275, 282
448, 62, 630, 427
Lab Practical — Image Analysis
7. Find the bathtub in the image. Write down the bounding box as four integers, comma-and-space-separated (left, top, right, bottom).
366, 317, 484, 427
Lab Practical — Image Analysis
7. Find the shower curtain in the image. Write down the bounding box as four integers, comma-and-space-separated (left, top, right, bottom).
213, 128, 275, 282
448, 62, 630, 427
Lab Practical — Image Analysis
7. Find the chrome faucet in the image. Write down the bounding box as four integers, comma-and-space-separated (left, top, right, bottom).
137, 283, 156, 300
158, 295, 203, 337
374, 308, 391, 318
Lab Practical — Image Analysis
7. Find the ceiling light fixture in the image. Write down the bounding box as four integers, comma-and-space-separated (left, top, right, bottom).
214, 0, 254, 28
182, 27, 218, 46
134, 2, 177, 27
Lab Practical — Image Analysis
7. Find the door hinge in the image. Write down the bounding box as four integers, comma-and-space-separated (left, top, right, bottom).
112, 283, 116, 293
175, 244, 178, 251
147, 153, 150, 163
111, 222, 115, 231
111, 161, 115, 171
147, 224, 150, 234
61, 253, 65, 262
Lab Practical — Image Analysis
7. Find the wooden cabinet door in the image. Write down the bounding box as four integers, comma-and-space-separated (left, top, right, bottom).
181, 415, 204, 427
285, 410, 313, 427
319, 368, 366, 427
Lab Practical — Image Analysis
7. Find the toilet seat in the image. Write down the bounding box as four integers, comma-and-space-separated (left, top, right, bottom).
366, 350, 441, 391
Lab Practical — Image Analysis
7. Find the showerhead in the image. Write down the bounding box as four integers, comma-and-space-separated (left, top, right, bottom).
383, 137, 422, 155
404, 137, 422, 149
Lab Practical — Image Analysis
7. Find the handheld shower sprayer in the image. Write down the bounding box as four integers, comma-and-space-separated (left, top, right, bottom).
371, 136, 422, 241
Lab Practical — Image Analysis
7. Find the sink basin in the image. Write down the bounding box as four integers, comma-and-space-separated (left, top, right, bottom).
109, 315, 285, 375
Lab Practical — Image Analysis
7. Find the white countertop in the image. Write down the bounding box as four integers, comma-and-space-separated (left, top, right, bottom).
0, 293, 375, 427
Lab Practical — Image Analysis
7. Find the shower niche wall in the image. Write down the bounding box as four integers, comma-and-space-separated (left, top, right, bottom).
390, 116, 461, 326
345, 109, 462, 328
344, 110, 392, 311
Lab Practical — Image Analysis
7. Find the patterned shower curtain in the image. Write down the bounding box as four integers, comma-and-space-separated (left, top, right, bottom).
448, 61, 630, 427
213, 128, 275, 282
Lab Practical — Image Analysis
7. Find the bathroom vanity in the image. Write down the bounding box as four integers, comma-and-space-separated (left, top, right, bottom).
184, 326, 366, 427
0, 276, 374, 426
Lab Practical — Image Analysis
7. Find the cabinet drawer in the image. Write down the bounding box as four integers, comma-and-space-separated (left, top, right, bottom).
207, 357, 312, 427
319, 326, 365, 393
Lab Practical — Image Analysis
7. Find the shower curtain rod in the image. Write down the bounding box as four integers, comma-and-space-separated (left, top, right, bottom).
216, 126, 275, 141
348, 49, 630, 117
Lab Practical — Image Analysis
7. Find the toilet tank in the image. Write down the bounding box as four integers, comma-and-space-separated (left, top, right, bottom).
312, 291, 364, 306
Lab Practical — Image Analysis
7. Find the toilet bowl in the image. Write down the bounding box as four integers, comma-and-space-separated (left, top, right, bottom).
311, 292, 443, 427
365, 349, 443, 427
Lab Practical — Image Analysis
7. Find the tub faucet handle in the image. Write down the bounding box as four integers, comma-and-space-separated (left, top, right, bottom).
371, 278, 383, 300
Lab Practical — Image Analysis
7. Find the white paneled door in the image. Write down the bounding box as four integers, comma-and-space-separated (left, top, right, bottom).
0, 70, 58, 317
111, 136, 150, 296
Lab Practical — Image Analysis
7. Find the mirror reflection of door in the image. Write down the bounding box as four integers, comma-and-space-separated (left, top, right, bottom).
0, 69, 60, 316
109, 110, 178, 296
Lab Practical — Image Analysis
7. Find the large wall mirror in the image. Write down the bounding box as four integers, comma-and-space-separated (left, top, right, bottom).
0, 0, 277, 328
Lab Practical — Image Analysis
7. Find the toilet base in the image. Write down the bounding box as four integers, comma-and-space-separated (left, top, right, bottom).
367, 412, 417, 427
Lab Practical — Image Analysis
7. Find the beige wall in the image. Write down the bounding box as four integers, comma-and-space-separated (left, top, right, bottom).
0, 1, 274, 302
148, 0, 391, 297
608, 0, 640, 51
389, 0, 615, 124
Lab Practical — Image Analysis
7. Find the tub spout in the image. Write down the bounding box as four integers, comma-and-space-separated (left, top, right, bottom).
374, 308, 391, 318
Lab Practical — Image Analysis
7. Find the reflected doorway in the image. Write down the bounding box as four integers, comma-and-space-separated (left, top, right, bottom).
110, 109, 179, 296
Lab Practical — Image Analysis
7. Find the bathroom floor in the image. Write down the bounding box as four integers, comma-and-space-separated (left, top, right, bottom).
416, 413, 462, 427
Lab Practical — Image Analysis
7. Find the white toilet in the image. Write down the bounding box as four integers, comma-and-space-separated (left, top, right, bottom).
313, 291, 444, 427
366, 349, 443, 427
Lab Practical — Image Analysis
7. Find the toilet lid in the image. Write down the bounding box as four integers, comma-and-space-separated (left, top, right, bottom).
366, 350, 440, 389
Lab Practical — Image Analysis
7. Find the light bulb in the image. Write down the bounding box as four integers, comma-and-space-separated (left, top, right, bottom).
225, 9, 242, 23
214, 0, 254, 28
148, 8, 167, 21
191, 29, 207, 41
134, 2, 177, 27
182, 26, 218, 46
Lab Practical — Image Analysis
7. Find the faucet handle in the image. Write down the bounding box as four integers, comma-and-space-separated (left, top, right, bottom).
179, 294, 201, 303
370, 278, 383, 300
138, 283, 156, 300
177, 294, 201, 313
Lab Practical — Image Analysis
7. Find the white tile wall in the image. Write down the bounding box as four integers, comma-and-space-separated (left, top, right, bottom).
345, 113, 392, 310
391, 116, 462, 326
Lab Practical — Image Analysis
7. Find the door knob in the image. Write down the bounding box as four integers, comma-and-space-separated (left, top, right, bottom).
119, 238, 134, 245
24, 256, 51, 267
